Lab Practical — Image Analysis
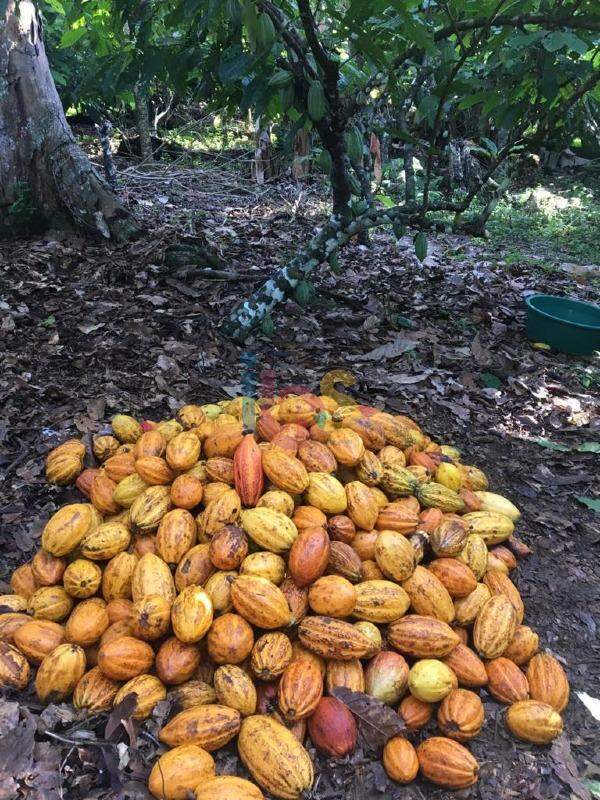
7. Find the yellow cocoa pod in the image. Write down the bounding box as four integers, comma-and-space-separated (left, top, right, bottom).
240, 508, 298, 554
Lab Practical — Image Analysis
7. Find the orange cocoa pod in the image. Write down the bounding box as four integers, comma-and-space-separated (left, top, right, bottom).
308, 575, 356, 618
0, 613, 31, 644
171, 474, 204, 509
298, 616, 372, 660
166, 432, 201, 471
327, 515, 356, 543
97, 635, 154, 680
251, 632, 292, 680
76, 467, 100, 498
288, 527, 330, 588
473, 595, 517, 659
0, 641, 30, 689
175, 543, 214, 592
383, 736, 419, 783
280, 577, 309, 626
326, 658, 365, 693
10, 563, 38, 599
278, 658, 323, 721
388, 615, 459, 659
156, 509, 197, 565
207, 613, 254, 665
483, 570, 525, 624
527, 653, 570, 712
14, 620, 65, 664
442, 643, 488, 688
131, 594, 172, 641
417, 736, 479, 789
351, 530, 378, 561
156, 637, 201, 685
103, 452, 137, 483
63, 559, 102, 599
134, 429, 166, 459
486, 657, 529, 703
503, 625, 539, 666
297, 440, 337, 473
106, 598, 133, 624
327, 541, 363, 583
114, 673, 167, 719
102, 551, 138, 601
135, 456, 175, 485
159, 705, 241, 750
31, 549, 66, 586
505, 699, 563, 744
90, 472, 120, 515
257, 412, 281, 442
233, 434, 264, 507
65, 598, 109, 647
437, 688, 484, 741
428, 558, 477, 598
376, 502, 419, 534
292, 505, 327, 529
203, 424, 244, 459
398, 694, 432, 730
209, 525, 248, 570
149, 744, 215, 800
365, 650, 409, 705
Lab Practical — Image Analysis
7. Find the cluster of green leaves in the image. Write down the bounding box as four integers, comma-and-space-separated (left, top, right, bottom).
44, 0, 600, 204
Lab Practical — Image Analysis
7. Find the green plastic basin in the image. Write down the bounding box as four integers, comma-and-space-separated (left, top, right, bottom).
525, 294, 600, 355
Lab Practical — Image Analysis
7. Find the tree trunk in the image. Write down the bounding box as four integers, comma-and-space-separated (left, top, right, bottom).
251, 127, 274, 184
0, 0, 136, 239
133, 81, 153, 162
292, 129, 311, 180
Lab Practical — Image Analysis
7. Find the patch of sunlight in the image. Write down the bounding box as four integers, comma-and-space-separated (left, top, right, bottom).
528, 186, 582, 215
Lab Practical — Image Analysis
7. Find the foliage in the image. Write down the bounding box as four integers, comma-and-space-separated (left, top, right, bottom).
38, 0, 600, 334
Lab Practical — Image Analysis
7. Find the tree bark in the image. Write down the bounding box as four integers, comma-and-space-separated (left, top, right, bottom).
133, 81, 154, 162
292, 128, 311, 180
0, 0, 136, 239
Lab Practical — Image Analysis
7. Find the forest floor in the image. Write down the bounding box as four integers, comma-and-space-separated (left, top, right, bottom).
0, 153, 599, 800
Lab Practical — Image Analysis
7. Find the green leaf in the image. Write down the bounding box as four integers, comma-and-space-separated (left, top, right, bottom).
45, 0, 66, 13
414, 231, 427, 262
576, 496, 600, 513
480, 372, 502, 389
583, 779, 600, 797
60, 27, 87, 48
218, 46, 253, 83
260, 313, 275, 337
532, 438, 570, 452
375, 194, 395, 208
40, 315, 56, 327
577, 442, 600, 453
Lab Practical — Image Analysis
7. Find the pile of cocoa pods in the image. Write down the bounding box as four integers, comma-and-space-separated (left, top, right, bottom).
0, 394, 569, 799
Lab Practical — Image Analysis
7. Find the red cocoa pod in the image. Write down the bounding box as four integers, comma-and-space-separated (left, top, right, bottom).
307, 696, 357, 758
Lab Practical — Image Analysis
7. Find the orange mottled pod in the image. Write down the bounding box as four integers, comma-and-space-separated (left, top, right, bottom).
278, 658, 324, 721
383, 737, 419, 784
207, 613, 254, 665
209, 525, 248, 570
31, 550, 66, 586
90, 473, 120, 515
10, 563, 38, 599
288, 527, 330, 588
76, 468, 100, 498
327, 515, 356, 544
398, 695, 432, 730
292, 506, 327, 530
171, 474, 204, 509
233, 434, 265, 507
155, 637, 201, 685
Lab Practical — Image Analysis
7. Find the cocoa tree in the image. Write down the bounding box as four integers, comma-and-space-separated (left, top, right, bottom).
219, 0, 600, 339
0, 0, 136, 238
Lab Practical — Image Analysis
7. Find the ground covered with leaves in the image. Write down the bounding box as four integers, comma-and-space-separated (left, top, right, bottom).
0, 158, 599, 800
